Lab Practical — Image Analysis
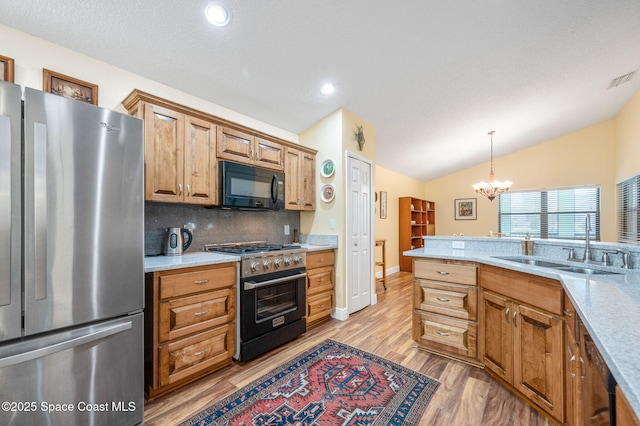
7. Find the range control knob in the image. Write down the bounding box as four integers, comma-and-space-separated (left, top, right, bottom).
293, 256, 302, 264
262, 259, 272, 270
284, 257, 292, 266
274, 258, 283, 268
250, 261, 260, 272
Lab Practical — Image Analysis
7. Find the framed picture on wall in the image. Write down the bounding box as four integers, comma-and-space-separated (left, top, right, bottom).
455, 198, 477, 220
380, 191, 387, 219
0, 55, 15, 82
43, 69, 98, 105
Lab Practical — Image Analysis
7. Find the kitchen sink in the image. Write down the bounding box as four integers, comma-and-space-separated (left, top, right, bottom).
492, 256, 567, 268
493, 256, 621, 275
554, 266, 621, 275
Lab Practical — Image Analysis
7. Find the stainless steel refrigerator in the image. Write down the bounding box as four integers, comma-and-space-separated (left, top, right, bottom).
0, 81, 144, 425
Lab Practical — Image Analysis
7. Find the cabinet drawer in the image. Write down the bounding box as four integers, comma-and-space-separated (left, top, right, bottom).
414, 260, 477, 286
414, 279, 477, 321
307, 291, 334, 325
480, 265, 563, 315
158, 323, 235, 387
158, 264, 236, 299
307, 266, 334, 296
159, 288, 235, 343
307, 250, 335, 268
413, 311, 477, 359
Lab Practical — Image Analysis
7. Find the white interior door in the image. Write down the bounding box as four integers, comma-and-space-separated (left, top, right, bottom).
346, 153, 373, 314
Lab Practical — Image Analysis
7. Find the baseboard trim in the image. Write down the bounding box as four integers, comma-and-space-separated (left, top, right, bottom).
375, 265, 400, 278
331, 307, 349, 322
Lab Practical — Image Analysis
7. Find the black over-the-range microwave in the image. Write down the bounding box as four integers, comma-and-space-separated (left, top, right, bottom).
219, 160, 285, 210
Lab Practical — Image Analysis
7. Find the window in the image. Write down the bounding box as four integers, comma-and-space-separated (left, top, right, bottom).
498, 186, 600, 240
617, 175, 640, 243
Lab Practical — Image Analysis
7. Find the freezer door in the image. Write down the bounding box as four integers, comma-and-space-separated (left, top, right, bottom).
23, 88, 144, 335
0, 313, 143, 426
0, 81, 22, 342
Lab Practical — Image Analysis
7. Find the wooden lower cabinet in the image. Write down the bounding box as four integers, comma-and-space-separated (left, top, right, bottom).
617, 385, 640, 426
306, 250, 335, 327
480, 265, 565, 423
564, 293, 581, 426
412, 258, 480, 366
145, 262, 236, 400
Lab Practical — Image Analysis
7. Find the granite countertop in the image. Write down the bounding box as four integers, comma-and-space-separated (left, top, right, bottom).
144, 252, 241, 273
404, 247, 640, 417
144, 241, 337, 273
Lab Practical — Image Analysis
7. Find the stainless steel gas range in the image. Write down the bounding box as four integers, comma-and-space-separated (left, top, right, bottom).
203, 242, 307, 361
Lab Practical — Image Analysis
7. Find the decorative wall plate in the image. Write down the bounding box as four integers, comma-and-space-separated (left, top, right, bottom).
321, 184, 335, 202
321, 159, 335, 178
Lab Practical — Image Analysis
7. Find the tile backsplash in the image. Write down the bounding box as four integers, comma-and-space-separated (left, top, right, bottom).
145, 202, 301, 256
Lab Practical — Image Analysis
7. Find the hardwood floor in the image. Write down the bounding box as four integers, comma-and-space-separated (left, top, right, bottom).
143, 271, 553, 425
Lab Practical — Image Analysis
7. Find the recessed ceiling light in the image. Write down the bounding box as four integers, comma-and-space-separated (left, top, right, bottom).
320, 82, 335, 95
205, 3, 231, 27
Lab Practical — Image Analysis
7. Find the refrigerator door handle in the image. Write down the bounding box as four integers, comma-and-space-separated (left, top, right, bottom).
33, 122, 48, 300
0, 116, 10, 306
0, 321, 131, 369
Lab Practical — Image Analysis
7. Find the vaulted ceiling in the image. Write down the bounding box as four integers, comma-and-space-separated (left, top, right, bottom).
2, 1, 640, 181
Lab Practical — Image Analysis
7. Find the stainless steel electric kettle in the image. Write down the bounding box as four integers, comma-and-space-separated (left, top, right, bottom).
163, 227, 193, 256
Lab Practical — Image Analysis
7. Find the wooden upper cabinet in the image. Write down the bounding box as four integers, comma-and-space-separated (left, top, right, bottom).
284, 147, 315, 211
134, 100, 217, 206
217, 127, 284, 171
184, 116, 217, 205
217, 127, 253, 163
122, 90, 316, 206
255, 137, 284, 170
144, 104, 185, 203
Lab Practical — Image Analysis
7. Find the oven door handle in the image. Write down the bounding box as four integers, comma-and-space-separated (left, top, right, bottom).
244, 272, 307, 290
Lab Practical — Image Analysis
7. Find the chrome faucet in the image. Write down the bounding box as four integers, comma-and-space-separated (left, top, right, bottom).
616, 249, 632, 269
583, 214, 592, 262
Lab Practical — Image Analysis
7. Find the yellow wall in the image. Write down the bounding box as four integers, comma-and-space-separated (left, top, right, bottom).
0, 24, 297, 143
300, 108, 376, 310
615, 90, 640, 183
425, 121, 617, 241
374, 165, 426, 270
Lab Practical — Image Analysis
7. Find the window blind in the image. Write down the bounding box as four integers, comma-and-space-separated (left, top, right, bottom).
498, 186, 600, 240
617, 175, 640, 243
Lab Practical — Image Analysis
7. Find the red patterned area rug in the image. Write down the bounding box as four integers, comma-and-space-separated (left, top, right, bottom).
179, 339, 440, 426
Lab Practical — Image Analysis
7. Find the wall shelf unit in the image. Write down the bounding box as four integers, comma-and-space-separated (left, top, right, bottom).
399, 197, 435, 272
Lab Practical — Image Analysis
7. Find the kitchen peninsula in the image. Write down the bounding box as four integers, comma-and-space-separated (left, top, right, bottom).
405, 236, 640, 425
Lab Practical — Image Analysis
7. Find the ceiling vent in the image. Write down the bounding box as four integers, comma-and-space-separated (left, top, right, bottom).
607, 70, 638, 89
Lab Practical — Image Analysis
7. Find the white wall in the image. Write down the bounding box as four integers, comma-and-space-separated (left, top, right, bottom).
0, 24, 298, 143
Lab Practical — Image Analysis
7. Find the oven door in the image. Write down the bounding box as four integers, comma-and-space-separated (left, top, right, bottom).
240, 269, 306, 341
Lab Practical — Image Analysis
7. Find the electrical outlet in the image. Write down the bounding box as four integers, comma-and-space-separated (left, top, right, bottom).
452, 241, 465, 249
284, 225, 290, 235
329, 219, 335, 229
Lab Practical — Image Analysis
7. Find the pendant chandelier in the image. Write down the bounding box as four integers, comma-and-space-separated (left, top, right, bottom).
472, 131, 512, 201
